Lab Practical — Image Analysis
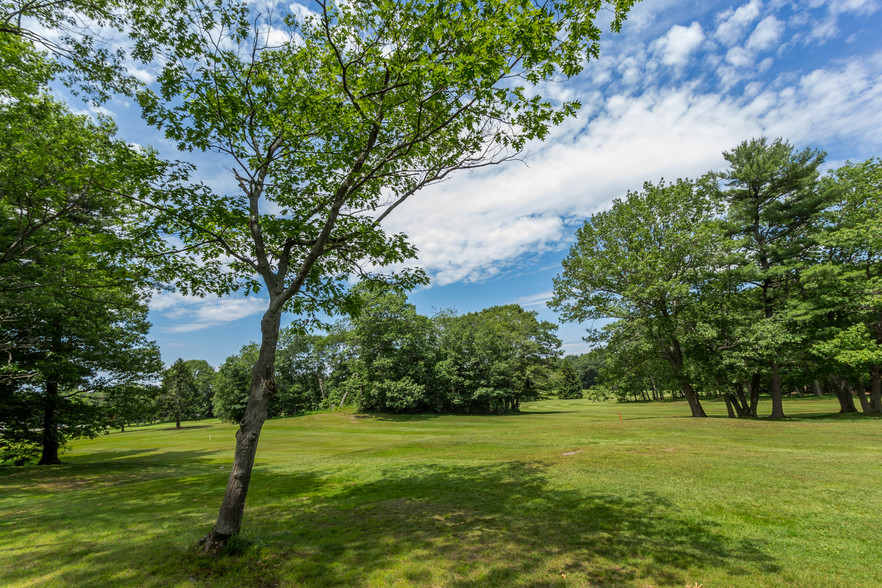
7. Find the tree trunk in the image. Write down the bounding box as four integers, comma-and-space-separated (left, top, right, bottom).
769, 362, 786, 419
723, 394, 736, 418
748, 374, 760, 417
831, 376, 858, 413
853, 381, 870, 413
812, 380, 824, 397
37, 376, 61, 465
682, 381, 707, 417
176, 417, 181, 429
666, 337, 706, 417
732, 383, 750, 417
121, 423, 125, 433
727, 388, 748, 417
868, 365, 882, 414
199, 307, 282, 554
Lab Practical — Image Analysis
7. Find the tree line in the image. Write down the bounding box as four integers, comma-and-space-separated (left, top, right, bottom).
551, 138, 882, 419
205, 288, 580, 421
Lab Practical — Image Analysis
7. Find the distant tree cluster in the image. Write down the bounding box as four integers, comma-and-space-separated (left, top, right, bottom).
552, 138, 882, 419
213, 289, 564, 417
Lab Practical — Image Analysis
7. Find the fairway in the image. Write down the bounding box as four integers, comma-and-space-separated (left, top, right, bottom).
1, 398, 880, 587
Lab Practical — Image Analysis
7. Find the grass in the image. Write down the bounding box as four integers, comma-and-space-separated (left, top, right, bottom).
1, 397, 880, 587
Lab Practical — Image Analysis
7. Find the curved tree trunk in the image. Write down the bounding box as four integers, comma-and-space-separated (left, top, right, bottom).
199, 307, 282, 554
831, 375, 858, 413
666, 337, 706, 417
682, 382, 707, 417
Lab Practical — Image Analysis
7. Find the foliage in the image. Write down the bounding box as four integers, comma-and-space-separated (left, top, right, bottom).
551, 178, 722, 416
347, 287, 437, 413
0, 73, 164, 463
212, 344, 259, 424
555, 359, 583, 399
158, 359, 202, 427
433, 305, 561, 413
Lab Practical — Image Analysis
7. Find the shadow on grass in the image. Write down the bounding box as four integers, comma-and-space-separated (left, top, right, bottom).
240, 462, 779, 587
1, 455, 780, 587
160, 424, 213, 431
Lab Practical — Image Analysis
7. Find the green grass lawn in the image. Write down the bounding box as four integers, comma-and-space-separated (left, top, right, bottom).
1, 397, 880, 587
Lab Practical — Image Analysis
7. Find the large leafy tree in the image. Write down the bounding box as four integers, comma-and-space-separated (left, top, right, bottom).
124, 0, 637, 550
434, 305, 561, 413
346, 287, 437, 413
551, 179, 721, 417
159, 358, 202, 428
806, 159, 882, 414
556, 359, 583, 399
0, 68, 167, 463
708, 138, 828, 419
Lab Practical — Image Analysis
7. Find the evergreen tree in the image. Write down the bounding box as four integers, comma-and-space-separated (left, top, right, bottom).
556, 360, 584, 399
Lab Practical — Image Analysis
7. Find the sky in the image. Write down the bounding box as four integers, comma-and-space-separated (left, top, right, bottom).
63, 0, 882, 367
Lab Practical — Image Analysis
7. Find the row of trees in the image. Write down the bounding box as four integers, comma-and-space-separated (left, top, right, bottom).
211, 289, 578, 419
552, 138, 882, 419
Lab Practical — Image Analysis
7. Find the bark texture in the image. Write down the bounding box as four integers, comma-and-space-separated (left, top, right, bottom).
199, 308, 281, 554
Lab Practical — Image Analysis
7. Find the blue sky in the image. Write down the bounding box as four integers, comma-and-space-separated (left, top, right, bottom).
61, 0, 882, 367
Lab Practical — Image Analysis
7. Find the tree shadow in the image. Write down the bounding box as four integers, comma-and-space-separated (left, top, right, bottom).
0, 450, 324, 587
239, 461, 779, 586
2, 455, 781, 587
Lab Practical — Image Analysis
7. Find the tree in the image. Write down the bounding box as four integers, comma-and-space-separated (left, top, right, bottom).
568, 349, 605, 390
551, 179, 721, 417
159, 359, 202, 428
212, 345, 259, 424
1, 0, 177, 100
434, 305, 561, 413
184, 359, 216, 418
709, 138, 828, 419
556, 359, 583, 399
806, 158, 882, 414
103, 383, 159, 432
125, 0, 637, 551
346, 287, 437, 413
0, 81, 165, 464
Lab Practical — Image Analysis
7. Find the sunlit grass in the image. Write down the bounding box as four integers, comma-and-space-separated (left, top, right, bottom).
1, 397, 880, 586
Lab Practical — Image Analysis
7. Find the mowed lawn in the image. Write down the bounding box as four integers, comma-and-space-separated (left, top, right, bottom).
1, 398, 880, 587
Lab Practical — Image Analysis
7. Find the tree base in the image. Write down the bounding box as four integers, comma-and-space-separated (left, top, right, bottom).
198, 530, 232, 555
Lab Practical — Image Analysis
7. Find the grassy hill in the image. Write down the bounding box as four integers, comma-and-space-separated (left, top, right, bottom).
1, 397, 879, 586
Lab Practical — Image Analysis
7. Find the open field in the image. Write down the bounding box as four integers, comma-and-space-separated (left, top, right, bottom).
1, 397, 880, 587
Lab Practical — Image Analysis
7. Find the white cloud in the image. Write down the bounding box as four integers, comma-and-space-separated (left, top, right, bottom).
746, 16, 783, 51
511, 291, 555, 309
151, 292, 268, 333
715, 0, 763, 46
382, 54, 882, 287
726, 46, 755, 68
653, 22, 705, 67
830, 0, 879, 14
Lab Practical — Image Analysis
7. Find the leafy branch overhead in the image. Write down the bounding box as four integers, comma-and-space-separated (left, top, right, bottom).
131, 0, 637, 314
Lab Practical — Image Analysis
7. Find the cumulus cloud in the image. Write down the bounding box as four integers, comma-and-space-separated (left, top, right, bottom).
746, 16, 783, 51
383, 54, 882, 287
151, 292, 268, 333
715, 0, 762, 46
653, 22, 705, 67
